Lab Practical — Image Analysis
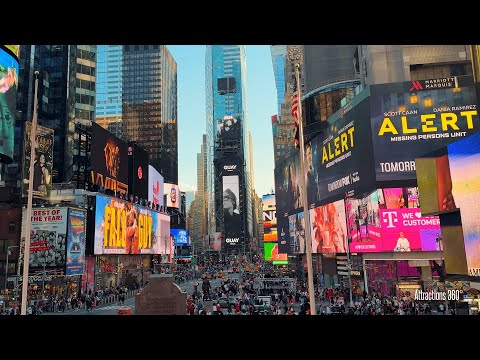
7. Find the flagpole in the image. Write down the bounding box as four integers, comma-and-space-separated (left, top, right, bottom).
21, 70, 40, 315
288, 47, 316, 315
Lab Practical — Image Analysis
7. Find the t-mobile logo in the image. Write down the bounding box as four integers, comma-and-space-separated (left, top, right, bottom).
382, 211, 399, 228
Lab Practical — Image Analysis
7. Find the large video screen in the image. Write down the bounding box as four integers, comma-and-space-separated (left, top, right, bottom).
66, 208, 86, 276
171, 229, 189, 246
262, 194, 277, 242
264, 242, 288, 262
310, 97, 374, 204
20, 208, 68, 272
309, 199, 347, 254
223, 175, 242, 246
164, 183, 180, 208
128, 143, 149, 200
91, 122, 129, 195
0, 47, 19, 164
94, 194, 170, 255
370, 84, 479, 181
22, 122, 54, 199
274, 150, 304, 217
277, 215, 289, 254
288, 211, 306, 254
148, 165, 164, 207
217, 115, 241, 141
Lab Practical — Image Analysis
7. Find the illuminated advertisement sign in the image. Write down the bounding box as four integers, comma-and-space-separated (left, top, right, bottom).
164, 183, 180, 208
0, 47, 19, 164
370, 84, 479, 181
81, 257, 95, 294
309, 199, 347, 254
94, 194, 170, 255
22, 122, 54, 199
217, 115, 241, 141
209, 232, 222, 252
274, 150, 304, 217
3, 45, 20, 59
223, 175, 242, 246
148, 165, 164, 207
65, 209, 86, 276
262, 194, 277, 242
264, 243, 288, 262
288, 211, 305, 254
171, 229, 189, 246
90, 122, 129, 195
128, 143, 149, 200
277, 215, 289, 254
20, 208, 68, 271
417, 132, 480, 276
309, 97, 374, 204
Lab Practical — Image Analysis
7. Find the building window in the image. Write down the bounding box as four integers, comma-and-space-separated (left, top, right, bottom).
8, 221, 15, 234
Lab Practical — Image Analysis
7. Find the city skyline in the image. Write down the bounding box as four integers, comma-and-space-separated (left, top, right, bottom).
168, 45, 277, 197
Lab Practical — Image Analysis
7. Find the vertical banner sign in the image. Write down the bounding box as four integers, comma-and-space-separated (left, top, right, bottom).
66, 208, 86, 276
222, 175, 242, 247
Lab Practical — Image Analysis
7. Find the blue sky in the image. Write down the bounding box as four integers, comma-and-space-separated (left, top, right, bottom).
167, 45, 277, 197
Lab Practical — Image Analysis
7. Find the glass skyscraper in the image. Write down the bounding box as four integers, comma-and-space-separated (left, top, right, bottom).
95, 45, 122, 138
122, 45, 178, 184
205, 45, 253, 249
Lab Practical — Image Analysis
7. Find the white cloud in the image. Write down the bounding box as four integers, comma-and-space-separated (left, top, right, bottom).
179, 183, 196, 192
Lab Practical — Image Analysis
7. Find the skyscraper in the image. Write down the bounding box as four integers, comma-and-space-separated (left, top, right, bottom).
95, 45, 122, 138
206, 45, 253, 254
12, 45, 96, 187
122, 45, 178, 184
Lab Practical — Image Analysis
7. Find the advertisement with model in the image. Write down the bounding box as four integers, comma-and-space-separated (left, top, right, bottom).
90, 122, 129, 195
370, 83, 479, 182
94, 194, 170, 255
164, 183, 180, 208
0, 46, 19, 164
148, 165, 164, 207
274, 150, 304, 217
66, 208, 86, 276
20, 208, 68, 272
22, 122, 54, 199
223, 175, 242, 247
309, 199, 347, 254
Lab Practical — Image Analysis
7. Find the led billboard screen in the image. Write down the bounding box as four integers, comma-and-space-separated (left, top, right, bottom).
309, 199, 347, 254
0, 47, 19, 164
217, 115, 241, 141
148, 165, 164, 207
171, 229, 189, 246
66, 209, 86, 276
94, 194, 170, 255
22, 122, 54, 199
223, 175, 242, 246
370, 84, 479, 182
262, 194, 277, 242
164, 183, 180, 208
128, 143, 149, 200
91, 122, 129, 195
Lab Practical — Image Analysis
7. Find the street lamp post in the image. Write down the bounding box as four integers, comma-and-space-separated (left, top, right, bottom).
288, 47, 317, 315
21, 71, 40, 315
3, 245, 20, 312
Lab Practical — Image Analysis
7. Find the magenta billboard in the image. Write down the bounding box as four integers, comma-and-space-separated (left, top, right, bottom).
349, 208, 441, 253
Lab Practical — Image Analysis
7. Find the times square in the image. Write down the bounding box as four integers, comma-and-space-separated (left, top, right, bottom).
1, 45, 480, 316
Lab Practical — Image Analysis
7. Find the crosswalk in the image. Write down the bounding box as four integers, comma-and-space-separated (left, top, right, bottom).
93, 304, 128, 311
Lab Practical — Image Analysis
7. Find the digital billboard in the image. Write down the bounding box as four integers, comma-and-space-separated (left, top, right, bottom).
309, 199, 347, 254
417, 132, 480, 276
264, 243, 288, 262
310, 96, 374, 204
171, 229, 189, 246
20, 208, 68, 272
217, 115, 241, 141
0, 47, 19, 164
22, 122, 54, 199
66, 208, 86, 276
209, 232, 222, 252
277, 215, 289, 254
274, 150, 304, 217
90, 122, 129, 195
164, 183, 180, 208
370, 83, 479, 182
81, 257, 95, 294
288, 211, 306, 254
128, 143, 149, 200
94, 194, 170, 255
148, 165, 164, 207
262, 194, 277, 242
223, 175, 242, 246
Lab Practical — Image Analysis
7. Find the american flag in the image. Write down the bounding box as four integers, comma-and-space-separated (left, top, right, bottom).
291, 81, 300, 148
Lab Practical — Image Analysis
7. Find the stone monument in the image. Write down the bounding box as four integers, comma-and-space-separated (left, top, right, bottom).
135, 274, 187, 315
